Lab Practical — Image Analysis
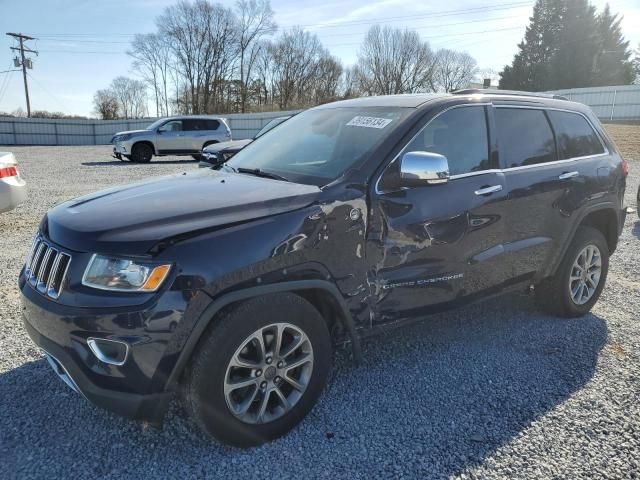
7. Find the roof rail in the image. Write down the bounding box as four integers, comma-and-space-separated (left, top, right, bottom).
451, 89, 568, 101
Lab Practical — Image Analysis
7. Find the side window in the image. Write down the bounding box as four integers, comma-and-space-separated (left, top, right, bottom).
159, 120, 182, 132
495, 108, 556, 168
404, 106, 490, 176
547, 111, 605, 159
183, 119, 207, 131
205, 119, 220, 131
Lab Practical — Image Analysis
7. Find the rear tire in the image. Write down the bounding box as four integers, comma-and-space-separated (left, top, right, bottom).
535, 226, 609, 317
183, 293, 332, 447
131, 143, 153, 163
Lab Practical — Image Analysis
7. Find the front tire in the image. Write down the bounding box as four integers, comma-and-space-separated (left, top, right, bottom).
131, 143, 153, 163
536, 226, 609, 317
183, 293, 332, 447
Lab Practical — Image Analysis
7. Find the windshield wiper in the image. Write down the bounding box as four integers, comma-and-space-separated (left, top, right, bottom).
236, 167, 289, 182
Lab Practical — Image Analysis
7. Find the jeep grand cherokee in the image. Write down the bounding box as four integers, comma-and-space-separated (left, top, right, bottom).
21, 91, 627, 447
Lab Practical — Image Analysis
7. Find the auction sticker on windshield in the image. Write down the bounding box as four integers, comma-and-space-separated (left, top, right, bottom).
346, 116, 393, 129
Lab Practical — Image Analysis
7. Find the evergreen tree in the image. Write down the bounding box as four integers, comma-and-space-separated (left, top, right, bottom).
548, 0, 599, 89
590, 5, 635, 86
500, 0, 564, 90
500, 0, 634, 90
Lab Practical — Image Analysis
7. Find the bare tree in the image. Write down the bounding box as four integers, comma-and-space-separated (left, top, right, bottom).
254, 40, 274, 106
433, 49, 478, 92
236, 0, 277, 112
129, 34, 160, 117
269, 28, 323, 109
311, 53, 343, 104
354, 25, 437, 95
93, 89, 119, 119
159, 0, 238, 114
110, 77, 148, 119
129, 33, 174, 117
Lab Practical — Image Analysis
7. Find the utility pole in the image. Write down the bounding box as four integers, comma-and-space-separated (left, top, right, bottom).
6, 33, 38, 117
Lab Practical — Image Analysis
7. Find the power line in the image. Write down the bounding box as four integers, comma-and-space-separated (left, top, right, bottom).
36, 49, 124, 54
26, 72, 69, 112
0, 62, 18, 105
34, 12, 530, 44
293, 1, 533, 29
30, 1, 533, 37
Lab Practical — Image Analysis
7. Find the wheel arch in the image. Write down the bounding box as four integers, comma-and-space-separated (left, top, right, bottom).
579, 208, 619, 254
166, 280, 362, 390
546, 202, 620, 278
202, 140, 218, 150
132, 140, 156, 155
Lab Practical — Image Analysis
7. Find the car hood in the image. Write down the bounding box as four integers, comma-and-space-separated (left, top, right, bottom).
113, 129, 149, 137
203, 139, 252, 154
45, 170, 321, 254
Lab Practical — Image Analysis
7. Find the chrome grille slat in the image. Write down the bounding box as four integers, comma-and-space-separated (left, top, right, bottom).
28, 240, 43, 273
46, 253, 62, 292
25, 235, 72, 300
36, 248, 53, 289
28, 243, 46, 286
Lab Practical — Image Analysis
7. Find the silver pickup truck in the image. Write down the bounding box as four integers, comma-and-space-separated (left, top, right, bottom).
112, 116, 232, 163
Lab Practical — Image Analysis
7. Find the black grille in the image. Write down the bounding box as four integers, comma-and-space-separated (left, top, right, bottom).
24, 236, 72, 299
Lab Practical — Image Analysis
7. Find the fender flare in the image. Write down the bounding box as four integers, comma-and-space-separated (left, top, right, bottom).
166, 280, 363, 389
545, 201, 620, 278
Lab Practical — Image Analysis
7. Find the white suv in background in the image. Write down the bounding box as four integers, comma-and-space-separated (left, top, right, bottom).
112, 116, 232, 163
0, 152, 27, 213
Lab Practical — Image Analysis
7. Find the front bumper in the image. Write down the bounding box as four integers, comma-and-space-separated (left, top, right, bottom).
20, 277, 181, 425
23, 317, 172, 424
113, 143, 128, 155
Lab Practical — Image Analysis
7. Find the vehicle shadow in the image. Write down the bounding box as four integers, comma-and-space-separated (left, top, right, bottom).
81, 160, 199, 166
0, 294, 607, 478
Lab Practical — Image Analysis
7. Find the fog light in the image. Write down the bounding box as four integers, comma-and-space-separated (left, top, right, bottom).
87, 337, 129, 366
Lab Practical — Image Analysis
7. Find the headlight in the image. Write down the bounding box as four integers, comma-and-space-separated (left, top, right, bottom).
82, 255, 171, 292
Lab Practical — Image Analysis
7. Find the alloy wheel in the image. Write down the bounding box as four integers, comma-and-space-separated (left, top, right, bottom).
223, 323, 314, 424
569, 244, 602, 305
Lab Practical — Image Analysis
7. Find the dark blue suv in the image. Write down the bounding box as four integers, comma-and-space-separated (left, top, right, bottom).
20, 91, 627, 447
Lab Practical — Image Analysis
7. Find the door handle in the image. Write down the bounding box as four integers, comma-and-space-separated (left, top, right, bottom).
559, 171, 579, 180
474, 185, 503, 196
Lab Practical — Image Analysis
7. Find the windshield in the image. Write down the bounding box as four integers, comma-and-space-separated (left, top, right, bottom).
254, 117, 290, 139
227, 107, 411, 185
146, 118, 167, 130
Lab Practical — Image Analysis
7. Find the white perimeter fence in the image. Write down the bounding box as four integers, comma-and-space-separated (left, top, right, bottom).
1, 85, 639, 146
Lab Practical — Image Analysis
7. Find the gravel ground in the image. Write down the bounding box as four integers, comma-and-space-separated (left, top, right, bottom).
1, 133, 639, 479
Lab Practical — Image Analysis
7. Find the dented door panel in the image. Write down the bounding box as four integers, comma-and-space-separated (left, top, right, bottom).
367, 172, 508, 323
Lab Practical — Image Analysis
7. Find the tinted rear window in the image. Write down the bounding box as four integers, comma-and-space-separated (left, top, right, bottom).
205, 119, 220, 130
183, 119, 206, 131
548, 111, 604, 159
496, 108, 556, 168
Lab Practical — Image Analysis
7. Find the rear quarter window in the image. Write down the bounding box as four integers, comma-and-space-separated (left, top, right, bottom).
547, 110, 605, 159
495, 108, 556, 168
205, 119, 220, 130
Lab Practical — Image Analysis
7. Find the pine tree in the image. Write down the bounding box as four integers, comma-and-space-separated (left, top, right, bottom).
500, 0, 563, 90
548, 0, 599, 89
499, 0, 634, 90
590, 4, 634, 86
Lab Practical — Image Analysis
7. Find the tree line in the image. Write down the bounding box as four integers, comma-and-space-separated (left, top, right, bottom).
500, 0, 637, 90
91, 0, 639, 120
93, 0, 479, 119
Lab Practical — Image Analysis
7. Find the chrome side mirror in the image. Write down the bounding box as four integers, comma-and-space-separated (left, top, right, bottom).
400, 151, 449, 186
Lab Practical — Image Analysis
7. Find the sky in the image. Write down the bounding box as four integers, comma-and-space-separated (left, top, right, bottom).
0, 0, 638, 117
